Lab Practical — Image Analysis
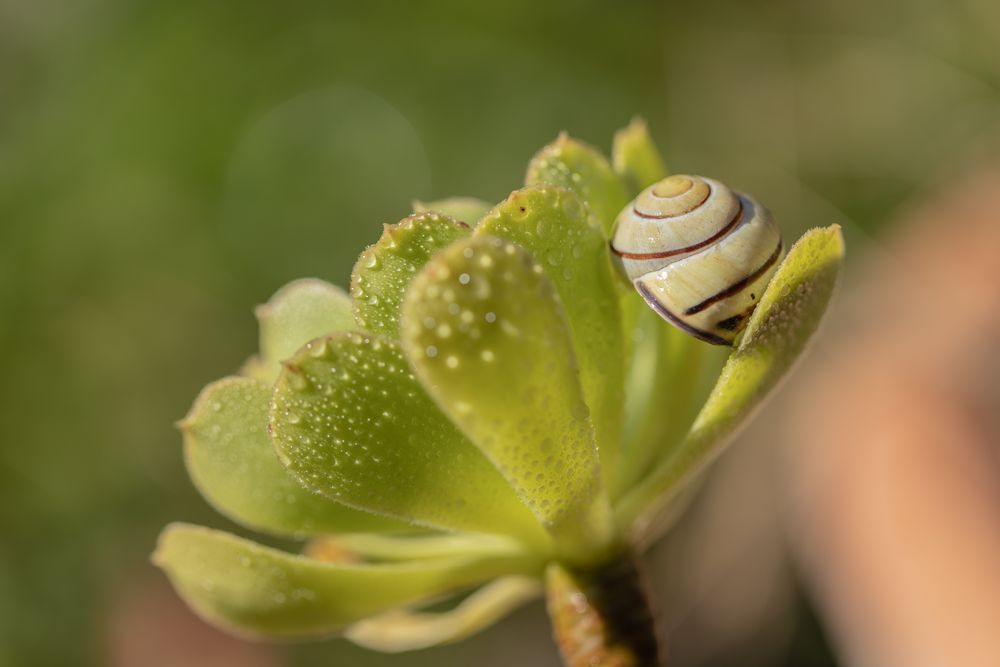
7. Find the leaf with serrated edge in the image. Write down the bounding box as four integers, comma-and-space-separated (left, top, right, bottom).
478, 186, 625, 488
617, 226, 845, 536
525, 133, 629, 234
153, 523, 541, 639
352, 212, 471, 339
345, 576, 542, 652
249, 279, 356, 381
413, 197, 492, 226
612, 117, 668, 195
182, 377, 407, 537
401, 235, 614, 561
269, 331, 549, 548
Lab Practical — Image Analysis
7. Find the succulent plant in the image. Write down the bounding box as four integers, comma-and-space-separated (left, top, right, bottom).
154, 118, 843, 664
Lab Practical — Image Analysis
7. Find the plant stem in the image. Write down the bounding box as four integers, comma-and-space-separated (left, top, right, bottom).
545, 549, 664, 667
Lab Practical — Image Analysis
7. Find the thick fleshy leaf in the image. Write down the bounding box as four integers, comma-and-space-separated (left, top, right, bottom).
478, 186, 626, 487
615, 300, 727, 495
249, 279, 356, 381
413, 197, 492, 226
525, 133, 629, 233
307, 533, 526, 563
269, 332, 548, 547
181, 377, 406, 536
617, 226, 845, 535
351, 212, 471, 339
612, 117, 668, 195
345, 576, 542, 652
153, 523, 542, 639
401, 235, 614, 560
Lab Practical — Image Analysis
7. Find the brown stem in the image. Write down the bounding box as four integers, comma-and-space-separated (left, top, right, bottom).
545, 550, 664, 667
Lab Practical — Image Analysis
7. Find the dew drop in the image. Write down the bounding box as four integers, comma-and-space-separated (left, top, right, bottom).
562, 192, 585, 220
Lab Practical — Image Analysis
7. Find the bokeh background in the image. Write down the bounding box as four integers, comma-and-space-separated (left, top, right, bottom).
2, 0, 999, 665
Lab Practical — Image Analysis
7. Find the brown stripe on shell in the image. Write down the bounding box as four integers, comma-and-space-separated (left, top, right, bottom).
636, 282, 732, 346
684, 240, 783, 316
630, 186, 711, 220
612, 199, 743, 260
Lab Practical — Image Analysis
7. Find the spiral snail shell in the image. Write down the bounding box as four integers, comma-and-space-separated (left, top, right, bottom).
611, 174, 784, 345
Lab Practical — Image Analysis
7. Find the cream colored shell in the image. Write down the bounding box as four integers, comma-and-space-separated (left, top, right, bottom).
611, 175, 783, 345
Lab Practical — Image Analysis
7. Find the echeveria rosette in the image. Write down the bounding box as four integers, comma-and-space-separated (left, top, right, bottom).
154, 119, 844, 658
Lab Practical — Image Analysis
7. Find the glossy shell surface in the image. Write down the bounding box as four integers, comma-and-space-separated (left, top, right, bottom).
611, 175, 783, 345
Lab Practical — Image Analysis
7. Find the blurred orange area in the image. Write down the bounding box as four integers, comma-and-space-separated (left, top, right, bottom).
783, 168, 1000, 667
105, 573, 283, 667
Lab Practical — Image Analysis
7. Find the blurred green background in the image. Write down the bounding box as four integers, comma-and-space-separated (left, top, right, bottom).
1, 0, 998, 665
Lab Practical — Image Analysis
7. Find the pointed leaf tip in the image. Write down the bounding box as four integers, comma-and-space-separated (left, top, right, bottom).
249, 279, 356, 381
526, 134, 628, 234
351, 212, 471, 338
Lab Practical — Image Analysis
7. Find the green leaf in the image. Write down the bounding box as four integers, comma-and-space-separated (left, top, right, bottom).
153, 523, 542, 639
478, 186, 626, 487
616, 226, 845, 534
345, 576, 542, 652
525, 133, 629, 233
269, 332, 549, 547
401, 235, 614, 561
181, 377, 407, 536
351, 212, 471, 339
615, 298, 728, 495
413, 197, 492, 226
308, 533, 528, 562
612, 117, 668, 195
249, 279, 357, 381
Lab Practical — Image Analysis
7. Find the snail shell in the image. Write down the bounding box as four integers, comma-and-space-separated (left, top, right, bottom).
611, 175, 783, 345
